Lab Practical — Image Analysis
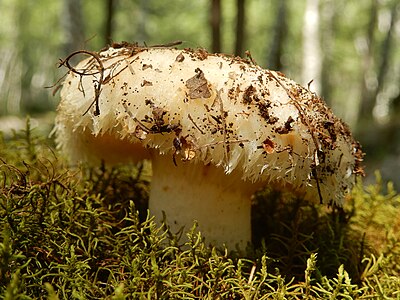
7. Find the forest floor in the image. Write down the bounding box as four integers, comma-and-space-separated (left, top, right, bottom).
1, 117, 400, 298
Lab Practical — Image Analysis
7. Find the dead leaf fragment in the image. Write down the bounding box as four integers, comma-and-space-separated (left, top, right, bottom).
175, 53, 185, 62
134, 125, 148, 140
185, 68, 211, 99
141, 80, 153, 87
262, 138, 275, 154
142, 64, 153, 70
180, 135, 197, 161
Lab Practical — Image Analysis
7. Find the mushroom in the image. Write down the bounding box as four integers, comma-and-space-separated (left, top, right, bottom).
55, 44, 364, 249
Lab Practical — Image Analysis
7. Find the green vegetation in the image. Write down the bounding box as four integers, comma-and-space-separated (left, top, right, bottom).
1, 121, 400, 299
1, 0, 400, 187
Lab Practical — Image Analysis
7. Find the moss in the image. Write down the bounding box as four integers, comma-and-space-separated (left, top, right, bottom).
1, 120, 400, 298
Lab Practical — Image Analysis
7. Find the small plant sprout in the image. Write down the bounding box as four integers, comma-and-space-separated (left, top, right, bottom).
55, 43, 364, 249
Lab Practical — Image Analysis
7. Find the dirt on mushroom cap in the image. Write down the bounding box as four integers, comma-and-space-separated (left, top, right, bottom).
55, 43, 364, 205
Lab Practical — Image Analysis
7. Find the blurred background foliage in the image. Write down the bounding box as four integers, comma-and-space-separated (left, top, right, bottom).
0, 0, 399, 186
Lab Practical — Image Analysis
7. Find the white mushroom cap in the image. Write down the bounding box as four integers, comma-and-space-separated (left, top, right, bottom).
55, 45, 364, 249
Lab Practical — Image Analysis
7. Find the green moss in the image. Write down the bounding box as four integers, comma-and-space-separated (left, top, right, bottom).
1, 120, 400, 299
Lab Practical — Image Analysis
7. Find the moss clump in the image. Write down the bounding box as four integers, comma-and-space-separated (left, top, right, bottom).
1, 120, 400, 299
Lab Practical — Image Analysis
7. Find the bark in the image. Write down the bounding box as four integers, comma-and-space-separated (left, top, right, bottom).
62, 0, 85, 55
358, 0, 379, 119
0, 2, 22, 114
210, 0, 221, 52
360, 1, 399, 120
267, 1, 287, 70
234, 0, 245, 57
320, 0, 338, 105
301, 0, 322, 93
104, 0, 115, 45
136, 0, 149, 42
376, 3, 398, 97
392, 90, 400, 115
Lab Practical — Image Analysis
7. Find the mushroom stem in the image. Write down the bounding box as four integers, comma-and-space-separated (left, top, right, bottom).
148, 153, 261, 250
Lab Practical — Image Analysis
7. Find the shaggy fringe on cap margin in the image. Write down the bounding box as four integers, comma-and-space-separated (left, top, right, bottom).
55, 43, 364, 205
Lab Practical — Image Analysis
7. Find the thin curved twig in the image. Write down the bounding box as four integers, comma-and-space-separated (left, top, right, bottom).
267, 70, 324, 204
59, 50, 105, 116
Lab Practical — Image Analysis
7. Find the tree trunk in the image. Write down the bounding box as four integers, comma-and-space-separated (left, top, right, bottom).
320, 0, 338, 106
104, 0, 115, 45
210, 0, 221, 53
0, 1, 22, 114
358, 0, 378, 120
301, 0, 321, 93
62, 0, 85, 55
375, 3, 398, 98
359, 0, 398, 121
234, 0, 245, 57
136, 0, 149, 43
267, 1, 287, 70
